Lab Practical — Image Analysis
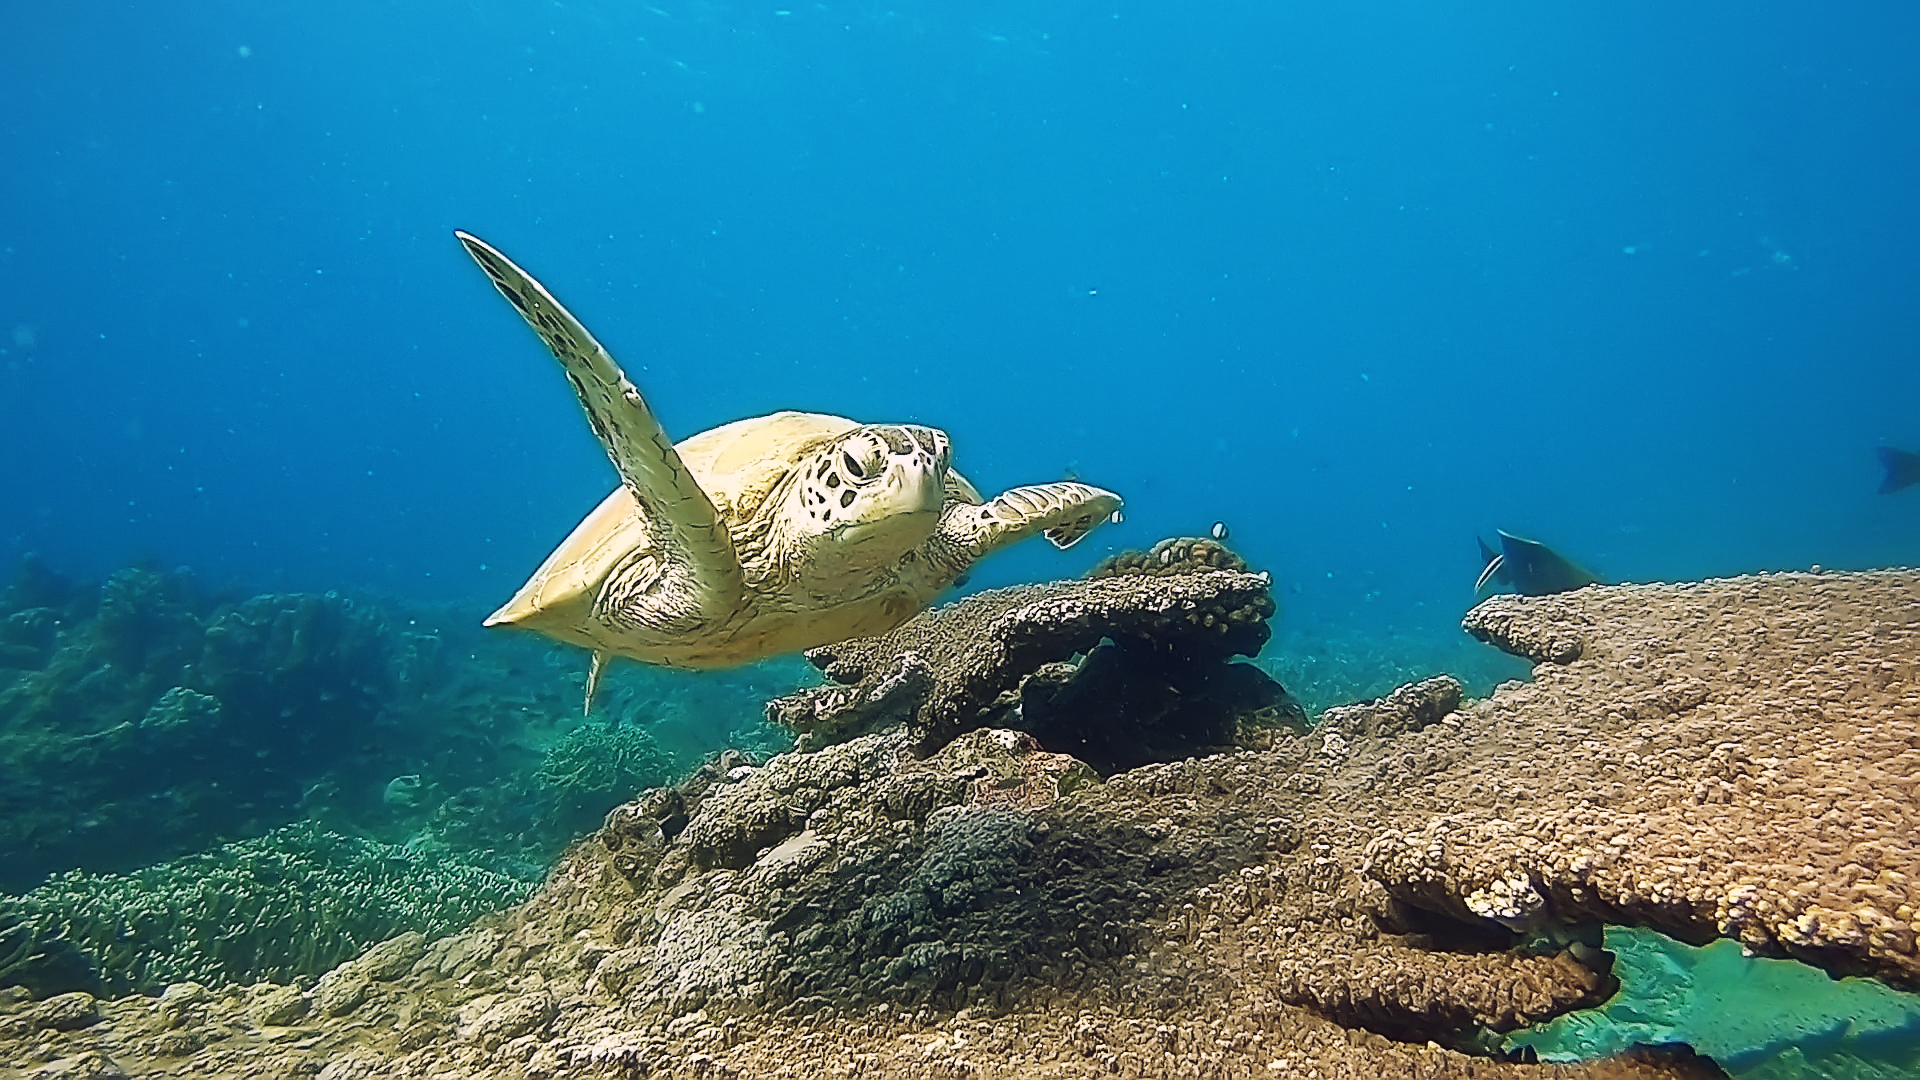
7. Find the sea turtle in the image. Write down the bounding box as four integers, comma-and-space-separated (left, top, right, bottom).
457, 231, 1124, 707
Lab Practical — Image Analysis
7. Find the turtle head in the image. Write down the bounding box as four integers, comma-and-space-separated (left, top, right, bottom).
782, 424, 952, 581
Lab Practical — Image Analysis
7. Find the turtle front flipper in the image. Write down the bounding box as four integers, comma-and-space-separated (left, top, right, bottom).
457, 231, 746, 617
941, 481, 1123, 561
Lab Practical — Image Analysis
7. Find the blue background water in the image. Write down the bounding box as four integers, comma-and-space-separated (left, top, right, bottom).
4, 0, 1918, 642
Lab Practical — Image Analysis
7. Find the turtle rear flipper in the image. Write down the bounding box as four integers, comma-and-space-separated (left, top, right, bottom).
457, 231, 746, 620
942, 481, 1122, 560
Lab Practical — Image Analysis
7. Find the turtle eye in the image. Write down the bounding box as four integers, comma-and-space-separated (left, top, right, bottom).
841, 437, 888, 483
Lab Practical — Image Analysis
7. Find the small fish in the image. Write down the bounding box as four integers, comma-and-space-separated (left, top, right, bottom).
1476, 530, 1600, 596
1109, 509, 1124, 525
1876, 447, 1920, 495
1210, 521, 1230, 541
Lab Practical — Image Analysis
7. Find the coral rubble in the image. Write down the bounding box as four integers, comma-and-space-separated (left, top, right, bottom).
0, 560, 1913, 1079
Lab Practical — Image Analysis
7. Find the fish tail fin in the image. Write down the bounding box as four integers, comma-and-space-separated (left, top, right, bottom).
1475, 537, 1505, 594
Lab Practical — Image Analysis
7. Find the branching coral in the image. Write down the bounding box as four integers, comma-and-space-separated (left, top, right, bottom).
1, 822, 534, 997
535, 723, 673, 801
533, 723, 678, 842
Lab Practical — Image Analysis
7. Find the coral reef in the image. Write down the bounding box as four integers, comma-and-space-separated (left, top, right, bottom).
535, 723, 676, 838
1365, 571, 1920, 985
0, 562, 1913, 1079
0, 557, 805, 893
770, 536, 1304, 772
191, 590, 396, 748
0, 822, 534, 998
0, 565, 403, 889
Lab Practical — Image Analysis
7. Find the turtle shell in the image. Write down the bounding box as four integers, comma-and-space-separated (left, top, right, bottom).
485, 412, 850, 632
485, 411, 980, 644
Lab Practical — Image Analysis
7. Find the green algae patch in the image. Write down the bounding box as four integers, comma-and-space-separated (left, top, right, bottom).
1506, 925, 1920, 1078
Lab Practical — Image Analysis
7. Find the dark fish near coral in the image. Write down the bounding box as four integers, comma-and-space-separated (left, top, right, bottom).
1476, 530, 1600, 596
1211, 521, 1230, 541
1876, 447, 1920, 494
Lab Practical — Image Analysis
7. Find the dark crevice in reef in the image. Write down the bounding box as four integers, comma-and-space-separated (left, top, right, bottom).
1015, 638, 1305, 776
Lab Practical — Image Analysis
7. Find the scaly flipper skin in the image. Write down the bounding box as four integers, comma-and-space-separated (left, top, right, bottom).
941, 481, 1123, 561
456, 232, 746, 627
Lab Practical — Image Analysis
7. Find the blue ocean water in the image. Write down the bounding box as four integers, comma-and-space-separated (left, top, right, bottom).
5, 0, 1917, 644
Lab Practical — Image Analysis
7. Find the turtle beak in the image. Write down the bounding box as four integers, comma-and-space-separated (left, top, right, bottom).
887, 455, 947, 516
